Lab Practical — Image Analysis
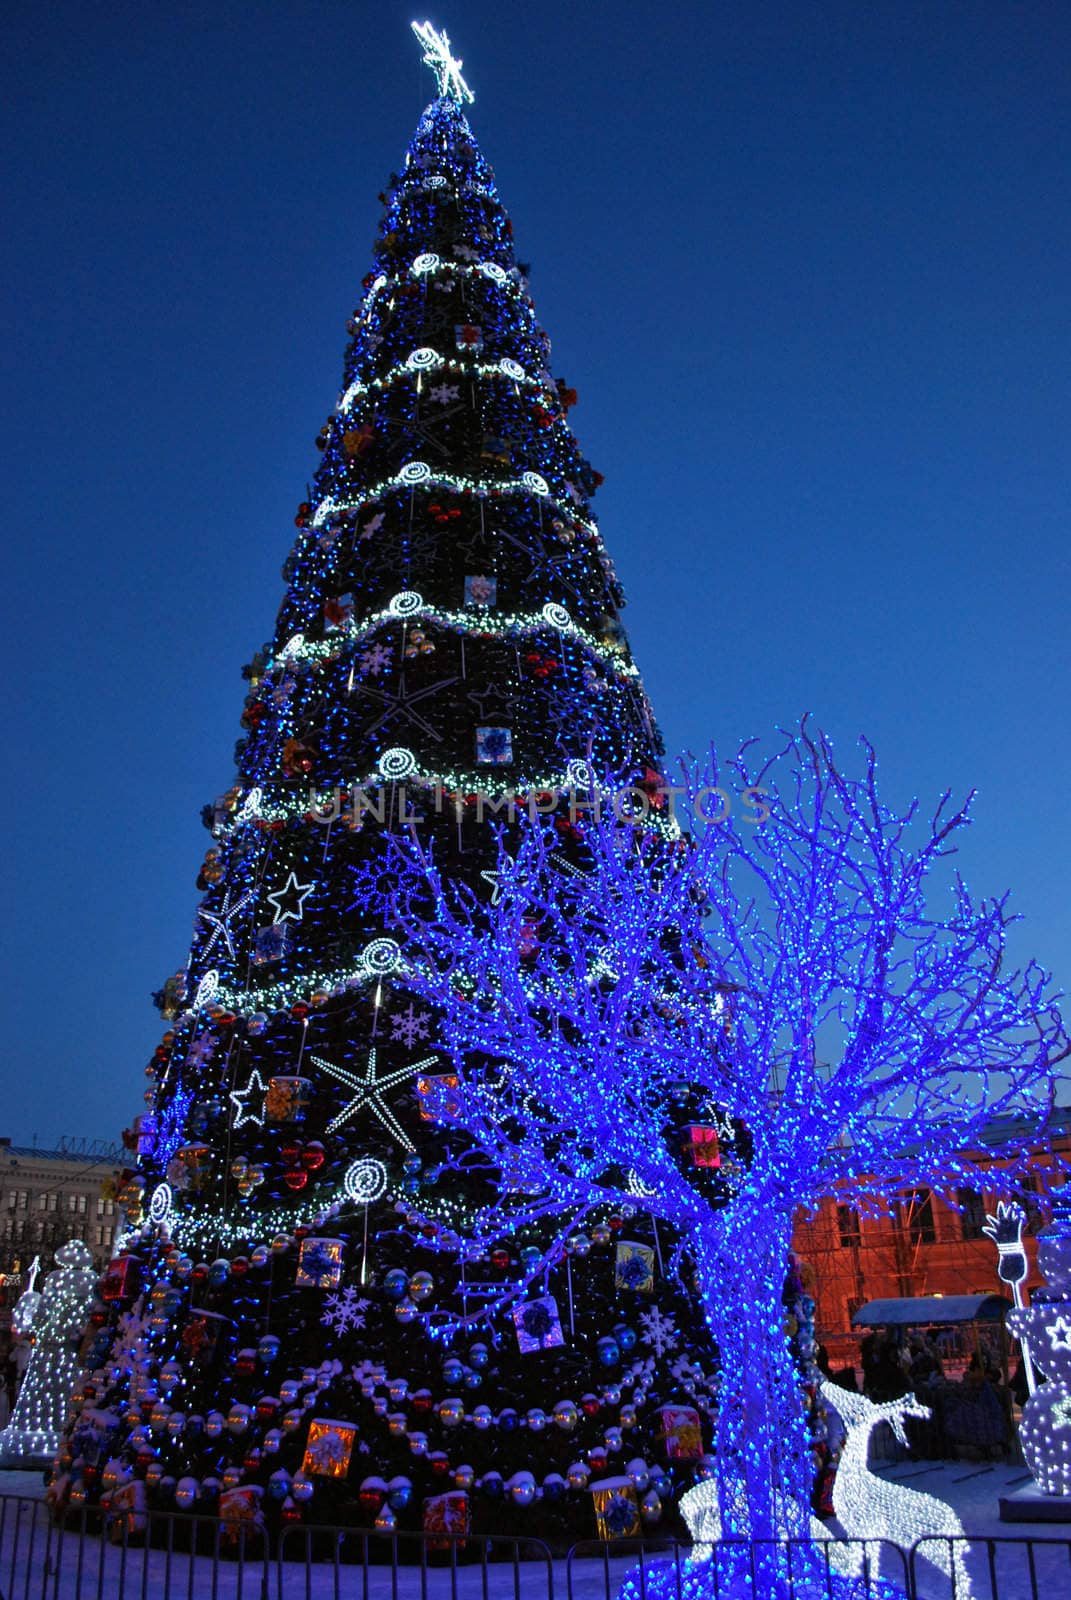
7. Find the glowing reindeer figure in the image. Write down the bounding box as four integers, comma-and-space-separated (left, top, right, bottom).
821, 1381, 974, 1599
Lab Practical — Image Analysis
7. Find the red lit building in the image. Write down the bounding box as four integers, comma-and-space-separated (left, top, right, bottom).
792, 1109, 1071, 1368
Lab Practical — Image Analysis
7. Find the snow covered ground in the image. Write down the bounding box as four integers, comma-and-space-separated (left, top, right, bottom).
1, 1463, 1069, 1600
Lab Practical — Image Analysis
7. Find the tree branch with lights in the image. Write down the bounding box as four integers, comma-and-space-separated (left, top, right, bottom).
394, 724, 1067, 1552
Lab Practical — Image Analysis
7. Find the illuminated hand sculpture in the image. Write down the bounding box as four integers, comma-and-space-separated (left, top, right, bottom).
983, 1199, 1029, 1287
984, 1199, 1035, 1395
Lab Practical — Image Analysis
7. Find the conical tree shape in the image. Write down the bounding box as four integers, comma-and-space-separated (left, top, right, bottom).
60, 94, 749, 1543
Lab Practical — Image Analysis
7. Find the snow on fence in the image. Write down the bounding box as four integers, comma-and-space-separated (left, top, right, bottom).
1, 1493, 1070, 1600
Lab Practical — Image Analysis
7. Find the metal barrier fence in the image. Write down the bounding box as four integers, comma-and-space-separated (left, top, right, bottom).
0, 1494, 270, 1600
274, 1527, 555, 1600
565, 1534, 912, 1599
910, 1533, 1071, 1600
1, 1492, 1070, 1600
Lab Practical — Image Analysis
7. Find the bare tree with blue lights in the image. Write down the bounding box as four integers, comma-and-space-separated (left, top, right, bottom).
397, 725, 1067, 1558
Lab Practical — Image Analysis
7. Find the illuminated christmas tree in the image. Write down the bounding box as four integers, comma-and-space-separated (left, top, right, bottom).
59, 27, 727, 1540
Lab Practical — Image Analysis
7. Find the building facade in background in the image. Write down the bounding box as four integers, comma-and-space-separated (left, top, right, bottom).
0, 1137, 124, 1285
794, 1110, 1071, 1364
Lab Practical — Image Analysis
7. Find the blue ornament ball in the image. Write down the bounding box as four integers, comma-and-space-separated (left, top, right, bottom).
596, 1336, 621, 1368
387, 1475, 412, 1510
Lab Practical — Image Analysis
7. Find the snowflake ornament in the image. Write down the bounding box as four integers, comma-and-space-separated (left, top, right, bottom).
429, 384, 460, 404
322, 1286, 371, 1336
359, 642, 394, 677
391, 1002, 431, 1047
638, 1306, 679, 1357
186, 1033, 216, 1070
112, 1298, 153, 1374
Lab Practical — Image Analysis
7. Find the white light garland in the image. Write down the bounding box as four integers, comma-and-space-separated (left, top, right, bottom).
306, 467, 599, 542
271, 598, 639, 682
339, 349, 544, 415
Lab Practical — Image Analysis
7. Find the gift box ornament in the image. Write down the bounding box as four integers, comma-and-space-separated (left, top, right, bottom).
422, 1488, 470, 1549
480, 434, 511, 466
219, 1485, 265, 1545
134, 1114, 157, 1158
591, 1477, 640, 1540
685, 1124, 721, 1169
181, 1309, 232, 1365
513, 1294, 565, 1354
253, 924, 288, 966
107, 1479, 147, 1543
464, 574, 497, 608
296, 1237, 344, 1290
658, 1404, 703, 1461
324, 592, 354, 630
615, 1241, 656, 1295
475, 726, 513, 765
99, 1254, 141, 1304
265, 1075, 311, 1122
174, 1142, 211, 1193
301, 1417, 357, 1479
415, 1072, 461, 1123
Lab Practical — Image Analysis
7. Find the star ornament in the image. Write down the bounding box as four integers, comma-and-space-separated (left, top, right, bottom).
411, 20, 474, 104
1047, 1315, 1071, 1353
267, 871, 314, 925
310, 1047, 436, 1148
230, 1068, 268, 1129
198, 887, 255, 958
1052, 1395, 1071, 1432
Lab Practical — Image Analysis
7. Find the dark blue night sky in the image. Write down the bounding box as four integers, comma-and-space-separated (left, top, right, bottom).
3, 1, 1068, 1144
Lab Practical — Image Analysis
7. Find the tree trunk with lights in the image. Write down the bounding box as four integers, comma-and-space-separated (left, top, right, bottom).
694, 1210, 813, 1543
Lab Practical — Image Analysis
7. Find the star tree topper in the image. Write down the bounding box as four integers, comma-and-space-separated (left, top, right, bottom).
411, 20, 474, 104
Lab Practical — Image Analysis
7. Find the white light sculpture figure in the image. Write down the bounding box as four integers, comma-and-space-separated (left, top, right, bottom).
411, 21, 474, 104
0, 1240, 97, 1463
1007, 1192, 1071, 1496
821, 1382, 974, 1599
